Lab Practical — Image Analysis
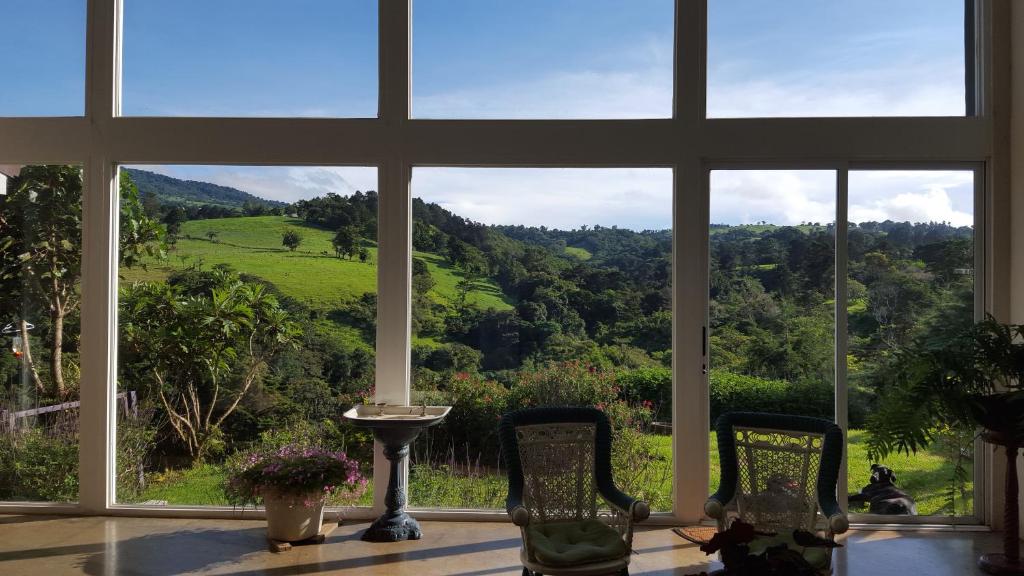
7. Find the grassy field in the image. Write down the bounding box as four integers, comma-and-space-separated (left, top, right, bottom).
120, 215, 513, 313
133, 429, 971, 517
564, 246, 593, 261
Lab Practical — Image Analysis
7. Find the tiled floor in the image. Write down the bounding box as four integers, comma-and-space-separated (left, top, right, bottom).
0, 514, 1007, 575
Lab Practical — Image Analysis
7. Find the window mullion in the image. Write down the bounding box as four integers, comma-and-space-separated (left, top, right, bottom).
372, 0, 412, 515
835, 166, 850, 513
79, 0, 120, 514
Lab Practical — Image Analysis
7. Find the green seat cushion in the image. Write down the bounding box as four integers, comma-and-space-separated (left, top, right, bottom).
526, 519, 627, 567
746, 531, 830, 570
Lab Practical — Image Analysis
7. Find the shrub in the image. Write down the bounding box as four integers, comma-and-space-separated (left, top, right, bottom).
0, 425, 79, 502
617, 366, 672, 420
117, 408, 159, 501
419, 372, 510, 464
507, 360, 618, 409
709, 370, 838, 425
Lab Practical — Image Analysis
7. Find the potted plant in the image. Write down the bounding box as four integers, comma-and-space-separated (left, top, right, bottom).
682, 519, 837, 576
226, 445, 367, 543
866, 314, 1024, 575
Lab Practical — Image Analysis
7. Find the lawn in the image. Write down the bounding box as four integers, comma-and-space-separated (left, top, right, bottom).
120, 216, 513, 313
132, 429, 971, 516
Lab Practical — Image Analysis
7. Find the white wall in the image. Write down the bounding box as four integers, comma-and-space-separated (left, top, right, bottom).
1010, 0, 1024, 540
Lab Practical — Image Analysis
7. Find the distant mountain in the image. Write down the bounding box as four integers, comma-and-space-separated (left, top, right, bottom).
124, 168, 287, 210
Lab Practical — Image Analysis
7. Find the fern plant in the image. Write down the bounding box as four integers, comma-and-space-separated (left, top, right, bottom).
865, 314, 1024, 514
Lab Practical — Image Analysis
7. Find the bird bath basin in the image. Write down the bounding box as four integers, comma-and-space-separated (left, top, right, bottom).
343, 404, 451, 542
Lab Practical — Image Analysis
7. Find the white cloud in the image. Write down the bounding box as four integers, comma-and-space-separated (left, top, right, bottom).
710, 169, 974, 227
848, 170, 973, 226
128, 165, 377, 204
414, 167, 673, 231
711, 170, 836, 225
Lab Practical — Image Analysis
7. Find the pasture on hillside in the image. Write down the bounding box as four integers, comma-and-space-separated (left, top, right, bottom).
120, 215, 514, 315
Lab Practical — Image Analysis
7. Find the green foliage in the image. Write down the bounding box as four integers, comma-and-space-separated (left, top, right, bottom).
709, 371, 839, 426
0, 426, 79, 502
119, 171, 167, 270
866, 315, 1024, 461
116, 410, 159, 501
618, 366, 672, 419
281, 228, 303, 252
331, 225, 360, 259
119, 267, 301, 460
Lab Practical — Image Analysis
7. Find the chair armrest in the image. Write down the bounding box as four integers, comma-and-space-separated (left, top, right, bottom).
506, 489, 530, 526
508, 505, 531, 527
704, 496, 727, 520
597, 485, 648, 522
827, 512, 849, 535
818, 492, 848, 534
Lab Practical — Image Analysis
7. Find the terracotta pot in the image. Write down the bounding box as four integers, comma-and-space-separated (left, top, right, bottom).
264, 492, 325, 542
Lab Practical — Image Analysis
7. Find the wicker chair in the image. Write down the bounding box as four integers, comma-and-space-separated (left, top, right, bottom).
705, 412, 848, 573
499, 407, 650, 576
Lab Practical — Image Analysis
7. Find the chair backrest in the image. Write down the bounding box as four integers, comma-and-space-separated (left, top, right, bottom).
500, 407, 614, 524
715, 412, 842, 533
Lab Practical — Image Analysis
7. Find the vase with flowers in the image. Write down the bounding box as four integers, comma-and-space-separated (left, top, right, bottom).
226, 445, 367, 542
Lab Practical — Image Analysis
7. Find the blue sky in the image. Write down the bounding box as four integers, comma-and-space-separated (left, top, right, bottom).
6, 1, 971, 228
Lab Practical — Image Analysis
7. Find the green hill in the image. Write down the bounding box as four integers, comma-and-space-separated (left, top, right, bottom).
121, 216, 512, 316
125, 168, 286, 209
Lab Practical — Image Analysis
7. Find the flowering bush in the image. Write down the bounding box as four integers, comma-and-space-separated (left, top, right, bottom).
225, 445, 366, 507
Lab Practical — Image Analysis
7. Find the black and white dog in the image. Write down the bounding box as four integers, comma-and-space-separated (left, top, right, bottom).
848, 464, 917, 515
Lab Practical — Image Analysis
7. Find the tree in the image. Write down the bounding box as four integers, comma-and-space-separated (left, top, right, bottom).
119, 269, 300, 460
282, 228, 303, 252
162, 206, 186, 235
332, 225, 360, 259
0, 166, 162, 399
206, 230, 219, 243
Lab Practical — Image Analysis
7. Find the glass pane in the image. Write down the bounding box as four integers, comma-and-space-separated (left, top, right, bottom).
708, 0, 966, 117
116, 165, 377, 507
0, 1, 85, 116
848, 170, 975, 517
708, 170, 836, 494
0, 165, 82, 502
122, 1, 378, 117
413, 1, 674, 119
410, 168, 673, 510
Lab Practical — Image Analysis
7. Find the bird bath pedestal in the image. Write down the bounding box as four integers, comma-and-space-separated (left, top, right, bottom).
343, 404, 451, 542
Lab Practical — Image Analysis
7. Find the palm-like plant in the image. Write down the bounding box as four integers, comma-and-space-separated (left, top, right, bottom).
866, 314, 1024, 574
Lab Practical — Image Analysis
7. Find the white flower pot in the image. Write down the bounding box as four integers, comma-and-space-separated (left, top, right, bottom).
264, 492, 325, 542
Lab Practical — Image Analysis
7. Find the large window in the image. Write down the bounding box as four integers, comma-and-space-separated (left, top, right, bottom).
412, 0, 674, 119
0, 1, 996, 525
121, 1, 378, 117
115, 165, 376, 507
707, 170, 836, 493
846, 169, 976, 517
0, 1, 86, 116
0, 165, 82, 502
409, 168, 673, 510
706, 167, 980, 519
708, 0, 967, 117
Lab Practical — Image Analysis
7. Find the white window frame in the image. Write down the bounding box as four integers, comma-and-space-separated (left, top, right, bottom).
0, 0, 1006, 527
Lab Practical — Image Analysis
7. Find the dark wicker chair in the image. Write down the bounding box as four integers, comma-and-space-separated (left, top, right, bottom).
705, 412, 849, 573
500, 407, 650, 576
